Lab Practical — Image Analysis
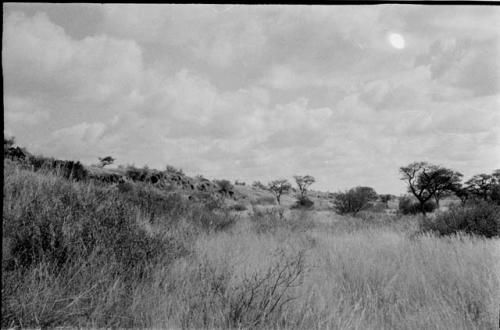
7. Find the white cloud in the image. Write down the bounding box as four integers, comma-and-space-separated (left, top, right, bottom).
3, 5, 500, 193
3, 11, 145, 107
4, 96, 50, 126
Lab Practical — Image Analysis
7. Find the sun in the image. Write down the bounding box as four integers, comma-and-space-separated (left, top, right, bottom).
388, 33, 406, 50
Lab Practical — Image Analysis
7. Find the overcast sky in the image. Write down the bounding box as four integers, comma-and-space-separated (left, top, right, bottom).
3, 4, 500, 193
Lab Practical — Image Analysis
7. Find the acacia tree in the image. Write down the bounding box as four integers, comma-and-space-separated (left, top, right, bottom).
399, 162, 460, 216
428, 168, 463, 207
464, 171, 500, 203
293, 175, 315, 199
465, 174, 497, 201
268, 179, 292, 205
98, 156, 115, 168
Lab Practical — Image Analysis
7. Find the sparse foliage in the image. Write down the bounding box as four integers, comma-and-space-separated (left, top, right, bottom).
267, 179, 292, 205
293, 175, 315, 199
252, 181, 267, 190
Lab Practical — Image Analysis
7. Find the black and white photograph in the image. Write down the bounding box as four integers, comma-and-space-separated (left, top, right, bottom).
2, 2, 500, 329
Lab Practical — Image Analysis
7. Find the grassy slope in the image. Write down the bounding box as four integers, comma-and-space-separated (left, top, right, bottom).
3, 160, 499, 329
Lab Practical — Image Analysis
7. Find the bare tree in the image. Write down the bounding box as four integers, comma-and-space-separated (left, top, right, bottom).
293, 175, 315, 199
268, 179, 292, 205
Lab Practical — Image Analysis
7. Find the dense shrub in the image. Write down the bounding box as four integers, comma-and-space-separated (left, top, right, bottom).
421, 201, 500, 238
291, 196, 314, 209
398, 196, 436, 215
2, 170, 179, 275
491, 184, 500, 205
333, 186, 377, 214
124, 165, 152, 182
27, 155, 88, 181
229, 202, 248, 211
215, 179, 234, 194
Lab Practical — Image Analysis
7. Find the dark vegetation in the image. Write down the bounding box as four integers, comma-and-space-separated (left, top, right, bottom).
421, 200, 500, 238
333, 186, 378, 214
398, 196, 436, 215
98, 156, 115, 168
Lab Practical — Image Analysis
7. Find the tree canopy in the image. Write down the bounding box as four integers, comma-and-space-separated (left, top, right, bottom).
268, 179, 292, 205
293, 175, 315, 199
400, 162, 462, 215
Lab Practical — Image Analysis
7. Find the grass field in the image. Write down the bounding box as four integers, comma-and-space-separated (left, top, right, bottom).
2, 160, 499, 329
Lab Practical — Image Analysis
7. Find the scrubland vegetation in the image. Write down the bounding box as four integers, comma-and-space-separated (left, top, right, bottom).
2, 139, 500, 329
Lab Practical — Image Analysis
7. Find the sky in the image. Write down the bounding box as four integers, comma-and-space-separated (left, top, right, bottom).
3, 4, 500, 194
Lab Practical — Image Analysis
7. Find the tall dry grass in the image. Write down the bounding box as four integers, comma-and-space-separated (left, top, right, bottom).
127, 220, 499, 329
3, 159, 499, 329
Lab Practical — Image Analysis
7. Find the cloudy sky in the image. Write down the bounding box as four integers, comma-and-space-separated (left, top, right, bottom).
3, 4, 500, 193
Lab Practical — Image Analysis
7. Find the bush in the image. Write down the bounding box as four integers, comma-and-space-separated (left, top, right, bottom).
27, 155, 88, 181
2, 170, 178, 275
291, 196, 314, 209
252, 181, 267, 190
491, 184, 500, 205
125, 165, 153, 182
215, 179, 234, 194
184, 192, 239, 232
229, 203, 248, 211
333, 186, 377, 214
165, 164, 184, 176
421, 201, 500, 238
398, 196, 436, 215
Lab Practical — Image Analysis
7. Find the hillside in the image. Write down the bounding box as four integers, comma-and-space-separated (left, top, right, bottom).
3, 157, 499, 329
